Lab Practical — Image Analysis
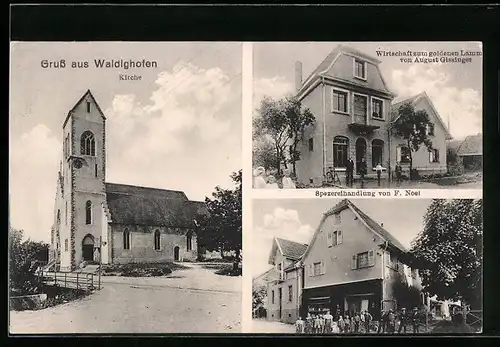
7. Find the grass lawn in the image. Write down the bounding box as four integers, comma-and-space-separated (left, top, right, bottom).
101, 262, 189, 277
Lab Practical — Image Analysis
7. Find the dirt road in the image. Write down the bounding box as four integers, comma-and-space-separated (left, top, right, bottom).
10, 263, 241, 334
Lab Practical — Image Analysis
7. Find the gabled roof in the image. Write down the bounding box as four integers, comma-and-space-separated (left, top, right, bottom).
298, 44, 393, 99
390, 91, 453, 140
105, 182, 207, 228
302, 199, 407, 262
268, 237, 308, 265
63, 90, 107, 128
457, 134, 482, 156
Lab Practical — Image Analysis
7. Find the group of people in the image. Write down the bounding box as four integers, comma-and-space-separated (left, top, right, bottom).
295, 307, 423, 334
252, 166, 297, 189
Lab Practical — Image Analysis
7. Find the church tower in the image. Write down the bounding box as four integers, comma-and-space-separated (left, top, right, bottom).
59, 90, 107, 270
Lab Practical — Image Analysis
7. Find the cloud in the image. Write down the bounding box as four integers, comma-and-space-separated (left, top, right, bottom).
10, 124, 61, 242
250, 207, 314, 277
391, 64, 482, 140
253, 76, 294, 110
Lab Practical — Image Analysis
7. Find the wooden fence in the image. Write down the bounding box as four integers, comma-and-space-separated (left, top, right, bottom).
39, 270, 98, 292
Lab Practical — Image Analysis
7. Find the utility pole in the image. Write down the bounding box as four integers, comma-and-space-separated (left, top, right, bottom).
98, 236, 102, 290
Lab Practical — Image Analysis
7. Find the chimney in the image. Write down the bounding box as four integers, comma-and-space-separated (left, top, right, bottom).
294, 61, 303, 92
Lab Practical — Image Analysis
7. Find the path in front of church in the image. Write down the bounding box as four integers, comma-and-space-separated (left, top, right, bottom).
9, 263, 242, 334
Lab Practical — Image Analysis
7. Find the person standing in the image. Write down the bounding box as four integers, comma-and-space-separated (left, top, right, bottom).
411, 307, 420, 333
281, 168, 296, 189
253, 167, 267, 189
338, 316, 345, 334
395, 161, 402, 186
305, 313, 313, 334
295, 316, 305, 334
353, 312, 361, 333
363, 310, 373, 333
324, 310, 333, 334
386, 309, 396, 333
378, 310, 387, 333
314, 314, 321, 334
346, 158, 354, 187
398, 307, 409, 334
344, 315, 351, 334
375, 162, 383, 187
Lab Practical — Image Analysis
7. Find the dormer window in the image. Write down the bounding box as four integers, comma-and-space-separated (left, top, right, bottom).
354, 59, 367, 80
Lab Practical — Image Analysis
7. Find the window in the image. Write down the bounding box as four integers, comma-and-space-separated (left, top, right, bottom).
86, 101, 91, 113
372, 139, 384, 167
327, 230, 333, 247
428, 124, 435, 136
332, 90, 348, 113
187, 234, 192, 251
308, 138, 314, 152
57, 210, 61, 225
64, 238, 68, 252
123, 228, 130, 250
334, 213, 341, 225
313, 262, 321, 276
372, 98, 384, 119
354, 59, 367, 79
288, 285, 293, 302
80, 131, 96, 156
65, 202, 68, 225
154, 229, 161, 250
95, 164, 98, 178
353, 94, 368, 117
352, 250, 375, 270
333, 230, 343, 246
271, 290, 275, 304
85, 200, 92, 225
333, 136, 349, 168
429, 149, 440, 163
397, 146, 411, 164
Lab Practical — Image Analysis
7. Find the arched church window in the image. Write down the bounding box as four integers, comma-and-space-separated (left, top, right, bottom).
187, 234, 193, 251
85, 200, 92, 225
154, 230, 161, 250
81, 131, 96, 156
123, 229, 130, 250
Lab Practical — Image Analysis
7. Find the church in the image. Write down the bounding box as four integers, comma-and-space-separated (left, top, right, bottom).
49, 90, 207, 271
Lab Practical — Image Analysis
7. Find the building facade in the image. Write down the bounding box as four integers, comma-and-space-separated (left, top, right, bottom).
266, 237, 308, 324
49, 90, 206, 271
265, 199, 422, 323
293, 45, 451, 185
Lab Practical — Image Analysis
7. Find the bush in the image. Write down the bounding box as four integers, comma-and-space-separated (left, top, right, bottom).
215, 266, 242, 277
101, 263, 187, 277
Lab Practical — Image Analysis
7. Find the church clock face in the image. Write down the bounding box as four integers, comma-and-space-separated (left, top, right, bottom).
73, 159, 83, 169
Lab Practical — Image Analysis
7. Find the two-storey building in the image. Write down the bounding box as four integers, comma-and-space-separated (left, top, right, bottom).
293, 45, 451, 185
300, 199, 421, 320
266, 237, 308, 324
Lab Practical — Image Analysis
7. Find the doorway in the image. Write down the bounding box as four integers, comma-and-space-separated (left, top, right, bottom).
355, 138, 367, 174
82, 234, 94, 262
174, 246, 180, 261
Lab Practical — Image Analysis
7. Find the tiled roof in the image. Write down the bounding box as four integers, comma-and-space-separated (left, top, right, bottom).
276, 237, 308, 260
457, 134, 482, 156
105, 183, 207, 228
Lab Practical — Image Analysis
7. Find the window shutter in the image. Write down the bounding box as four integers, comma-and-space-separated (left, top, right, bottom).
338, 230, 343, 244
396, 147, 401, 161
351, 255, 357, 270
327, 231, 333, 247
309, 264, 313, 277
429, 151, 433, 163
369, 250, 375, 266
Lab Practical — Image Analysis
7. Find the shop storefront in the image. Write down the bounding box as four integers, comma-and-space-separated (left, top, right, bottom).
302, 279, 383, 320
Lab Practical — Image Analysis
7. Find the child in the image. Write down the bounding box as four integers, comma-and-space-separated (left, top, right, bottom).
338, 316, 345, 333
295, 316, 305, 334
353, 312, 361, 333
323, 310, 333, 334
344, 315, 351, 334
253, 167, 267, 189
331, 321, 340, 334
266, 175, 279, 189
314, 314, 321, 334
281, 168, 296, 189
319, 314, 325, 334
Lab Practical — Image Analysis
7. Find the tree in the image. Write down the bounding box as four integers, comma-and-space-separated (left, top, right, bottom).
409, 199, 482, 309
253, 137, 280, 171
252, 284, 267, 315
390, 102, 434, 180
198, 170, 242, 266
254, 96, 315, 175
284, 96, 315, 175
9, 228, 49, 296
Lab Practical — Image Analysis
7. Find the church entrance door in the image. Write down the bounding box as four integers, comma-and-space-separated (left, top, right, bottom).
174, 246, 180, 261
82, 234, 95, 262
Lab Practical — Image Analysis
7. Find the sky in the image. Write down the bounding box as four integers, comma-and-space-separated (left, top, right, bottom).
253, 42, 483, 141
250, 198, 434, 278
9, 42, 242, 242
